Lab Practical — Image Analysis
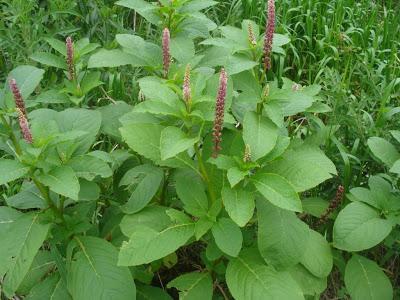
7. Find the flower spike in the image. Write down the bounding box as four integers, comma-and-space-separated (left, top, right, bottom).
16, 108, 33, 144
263, 0, 275, 71
183, 64, 192, 104
8, 79, 27, 117
66, 36, 75, 81
212, 69, 228, 158
162, 28, 171, 78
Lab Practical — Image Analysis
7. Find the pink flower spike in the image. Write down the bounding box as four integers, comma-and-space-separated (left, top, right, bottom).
263, 0, 275, 71
8, 79, 27, 117
212, 69, 228, 158
162, 28, 171, 78
183, 64, 191, 104
16, 108, 33, 144
66, 36, 75, 80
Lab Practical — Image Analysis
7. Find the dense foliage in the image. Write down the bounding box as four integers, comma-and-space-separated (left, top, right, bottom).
1, 0, 399, 299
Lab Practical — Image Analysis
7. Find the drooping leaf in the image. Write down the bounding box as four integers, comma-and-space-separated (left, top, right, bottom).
67, 236, 136, 300
344, 255, 393, 300
30, 52, 67, 69
368, 137, 400, 166
211, 217, 243, 257
288, 264, 327, 296
257, 199, 309, 269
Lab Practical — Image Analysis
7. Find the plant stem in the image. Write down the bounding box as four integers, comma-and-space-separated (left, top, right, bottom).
194, 143, 216, 205
33, 178, 65, 222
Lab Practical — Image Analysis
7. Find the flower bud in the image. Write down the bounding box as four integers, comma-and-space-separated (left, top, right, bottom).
183, 64, 192, 104
243, 144, 251, 162
248, 23, 257, 46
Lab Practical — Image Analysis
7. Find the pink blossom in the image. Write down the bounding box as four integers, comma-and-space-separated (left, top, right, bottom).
66, 36, 75, 80
162, 28, 171, 78
16, 108, 33, 144
263, 0, 275, 71
183, 64, 191, 103
8, 79, 27, 117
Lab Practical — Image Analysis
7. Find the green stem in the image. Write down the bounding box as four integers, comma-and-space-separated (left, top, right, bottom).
0, 114, 22, 155
33, 178, 65, 222
194, 143, 216, 205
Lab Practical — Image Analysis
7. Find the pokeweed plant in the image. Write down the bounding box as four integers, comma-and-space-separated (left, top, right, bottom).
0, 0, 395, 299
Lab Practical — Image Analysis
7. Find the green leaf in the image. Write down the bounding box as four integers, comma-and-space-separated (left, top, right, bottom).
118, 216, 194, 266
227, 167, 247, 187
243, 112, 278, 161
226, 249, 304, 300
67, 236, 136, 300
160, 127, 198, 160
30, 52, 67, 69
5, 65, 45, 100
26, 273, 70, 300
175, 169, 209, 217
121, 164, 164, 214
257, 199, 309, 269
267, 145, 337, 192
368, 137, 400, 166
211, 217, 243, 257
288, 264, 327, 296
37, 166, 80, 200
389, 158, 400, 174
333, 202, 392, 251
99, 102, 132, 140
252, 173, 302, 212
300, 229, 332, 278
0, 159, 29, 185
137, 284, 172, 300
170, 37, 195, 63
88, 49, 144, 68
67, 155, 112, 180
138, 77, 178, 103
44, 37, 67, 56
180, 0, 217, 13
2, 213, 50, 298
302, 197, 329, 218
345, 255, 393, 300
167, 272, 213, 300
222, 186, 254, 227
120, 123, 163, 162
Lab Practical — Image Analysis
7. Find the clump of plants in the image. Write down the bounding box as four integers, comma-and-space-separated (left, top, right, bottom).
0, 0, 398, 299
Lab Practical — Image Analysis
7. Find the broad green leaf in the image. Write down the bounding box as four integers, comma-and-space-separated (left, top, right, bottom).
120, 206, 172, 237
67, 155, 112, 180
211, 217, 243, 257
37, 166, 80, 200
26, 274, 70, 300
2, 214, 50, 298
257, 199, 309, 269
99, 102, 132, 140
137, 284, 172, 300
118, 217, 194, 266
88, 49, 144, 68
167, 272, 213, 300
138, 77, 178, 103
222, 186, 254, 227
121, 164, 164, 214
0, 207, 23, 276
333, 202, 392, 251
30, 52, 67, 69
160, 127, 198, 160
252, 173, 302, 212
368, 137, 400, 166
0, 159, 29, 185
227, 167, 247, 187
17, 250, 55, 294
120, 123, 163, 162
175, 169, 209, 217
78, 179, 100, 201
345, 255, 393, 300
267, 145, 337, 192
300, 230, 332, 278
68, 236, 136, 300
226, 249, 304, 300
194, 217, 214, 240
243, 112, 278, 161
288, 264, 327, 296
44, 37, 67, 56
170, 37, 195, 63
389, 158, 400, 174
